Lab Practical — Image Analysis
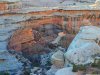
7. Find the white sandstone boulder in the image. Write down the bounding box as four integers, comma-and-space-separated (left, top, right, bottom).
55, 67, 76, 75
65, 26, 100, 65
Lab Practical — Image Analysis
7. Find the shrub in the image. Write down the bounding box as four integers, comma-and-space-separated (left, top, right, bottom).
0, 72, 10, 75
72, 64, 78, 72
91, 63, 97, 67
78, 65, 86, 71
91, 59, 100, 69
72, 64, 86, 72
96, 60, 100, 69
92, 71, 98, 74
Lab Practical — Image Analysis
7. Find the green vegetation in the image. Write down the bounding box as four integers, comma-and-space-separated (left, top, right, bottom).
32, 62, 40, 67
46, 60, 52, 66
0, 72, 10, 75
78, 65, 86, 71
72, 64, 86, 72
23, 70, 30, 75
92, 71, 98, 74
91, 63, 97, 67
91, 59, 100, 69
72, 64, 79, 72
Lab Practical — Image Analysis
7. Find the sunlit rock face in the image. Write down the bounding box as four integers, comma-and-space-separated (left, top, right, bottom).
8, 28, 35, 51
8, 28, 47, 54
65, 26, 100, 65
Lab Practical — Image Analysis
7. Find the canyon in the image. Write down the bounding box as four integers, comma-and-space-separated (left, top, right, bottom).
0, 0, 100, 74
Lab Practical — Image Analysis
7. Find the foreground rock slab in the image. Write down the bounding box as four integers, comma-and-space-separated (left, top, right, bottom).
65, 26, 100, 65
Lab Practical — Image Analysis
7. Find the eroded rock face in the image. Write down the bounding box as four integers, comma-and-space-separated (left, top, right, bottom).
65, 26, 100, 65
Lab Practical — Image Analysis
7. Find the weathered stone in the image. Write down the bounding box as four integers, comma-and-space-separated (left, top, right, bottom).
51, 50, 65, 69
65, 25, 100, 65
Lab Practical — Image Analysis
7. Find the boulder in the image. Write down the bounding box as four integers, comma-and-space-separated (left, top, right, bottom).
65, 26, 100, 65
51, 50, 65, 69
46, 50, 65, 75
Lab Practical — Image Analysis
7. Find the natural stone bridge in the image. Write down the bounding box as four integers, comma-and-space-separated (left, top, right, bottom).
0, 9, 100, 52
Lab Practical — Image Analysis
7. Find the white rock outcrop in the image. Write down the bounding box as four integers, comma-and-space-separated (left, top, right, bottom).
65, 26, 100, 65
51, 50, 65, 69
55, 67, 75, 75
